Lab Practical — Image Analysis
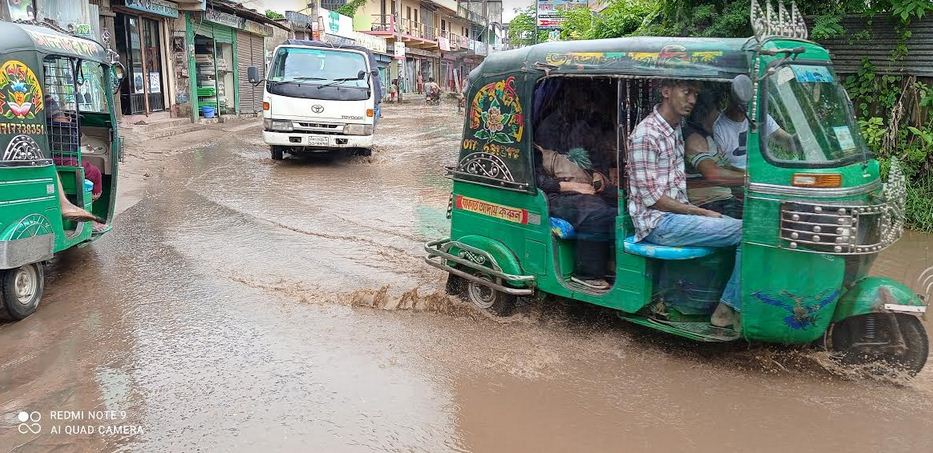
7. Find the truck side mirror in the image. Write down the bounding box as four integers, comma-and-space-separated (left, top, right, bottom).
248, 66, 260, 84
357, 70, 366, 80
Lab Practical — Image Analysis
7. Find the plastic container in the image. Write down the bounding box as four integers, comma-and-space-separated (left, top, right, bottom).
83, 179, 94, 209
200, 105, 216, 118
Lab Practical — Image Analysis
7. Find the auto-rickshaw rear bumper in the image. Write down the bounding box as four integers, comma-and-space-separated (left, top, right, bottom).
424, 238, 535, 296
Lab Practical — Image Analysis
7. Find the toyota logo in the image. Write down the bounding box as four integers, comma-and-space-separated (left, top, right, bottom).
311, 104, 324, 113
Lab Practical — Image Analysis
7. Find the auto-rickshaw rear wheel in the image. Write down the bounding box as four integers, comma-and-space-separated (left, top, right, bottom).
465, 274, 515, 317
829, 313, 928, 378
0, 263, 45, 321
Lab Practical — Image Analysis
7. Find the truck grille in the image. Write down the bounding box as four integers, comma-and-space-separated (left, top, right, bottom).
293, 122, 344, 135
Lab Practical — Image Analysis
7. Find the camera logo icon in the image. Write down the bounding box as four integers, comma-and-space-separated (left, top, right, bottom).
17, 411, 41, 434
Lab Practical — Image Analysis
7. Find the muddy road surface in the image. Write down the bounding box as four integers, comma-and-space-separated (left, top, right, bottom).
1, 103, 932, 452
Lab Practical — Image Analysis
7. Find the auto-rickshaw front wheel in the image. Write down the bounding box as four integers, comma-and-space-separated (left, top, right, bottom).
465, 274, 515, 317
0, 263, 45, 321
829, 313, 928, 378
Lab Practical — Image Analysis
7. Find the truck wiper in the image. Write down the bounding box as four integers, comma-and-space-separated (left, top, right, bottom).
316, 77, 360, 89
292, 76, 328, 81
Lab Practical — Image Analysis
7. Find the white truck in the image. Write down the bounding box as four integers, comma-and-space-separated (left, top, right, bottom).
248, 40, 382, 160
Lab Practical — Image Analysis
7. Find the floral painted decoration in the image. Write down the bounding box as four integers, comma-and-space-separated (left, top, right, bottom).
0, 60, 44, 120
470, 76, 524, 144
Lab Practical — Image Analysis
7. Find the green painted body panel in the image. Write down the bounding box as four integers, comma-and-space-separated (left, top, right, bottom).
740, 244, 845, 343
0, 21, 121, 268
832, 277, 924, 322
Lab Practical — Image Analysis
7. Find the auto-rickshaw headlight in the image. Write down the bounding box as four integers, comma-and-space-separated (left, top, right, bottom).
792, 173, 842, 188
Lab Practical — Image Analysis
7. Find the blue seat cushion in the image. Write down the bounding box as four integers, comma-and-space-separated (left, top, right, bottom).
623, 236, 716, 260
550, 217, 575, 239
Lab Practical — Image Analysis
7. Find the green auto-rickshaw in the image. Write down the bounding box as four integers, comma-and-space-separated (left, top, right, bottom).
0, 20, 124, 320
425, 8, 928, 376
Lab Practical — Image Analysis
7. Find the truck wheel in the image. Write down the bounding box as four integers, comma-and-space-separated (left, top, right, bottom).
466, 274, 515, 317
270, 146, 284, 160
830, 313, 929, 377
0, 263, 45, 321
356, 148, 372, 157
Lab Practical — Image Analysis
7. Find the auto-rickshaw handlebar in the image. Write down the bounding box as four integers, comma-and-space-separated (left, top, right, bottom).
759, 46, 806, 57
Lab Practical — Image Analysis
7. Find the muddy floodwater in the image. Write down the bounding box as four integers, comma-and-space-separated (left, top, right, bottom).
1, 103, 931, 452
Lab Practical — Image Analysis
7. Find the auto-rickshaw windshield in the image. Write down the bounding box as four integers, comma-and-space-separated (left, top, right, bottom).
763, 63, 869, 166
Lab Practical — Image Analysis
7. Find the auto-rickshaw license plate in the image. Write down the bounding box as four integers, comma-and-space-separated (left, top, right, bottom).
308, 136, 330, 147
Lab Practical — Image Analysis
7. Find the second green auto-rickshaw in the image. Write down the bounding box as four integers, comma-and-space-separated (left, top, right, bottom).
426, 7, 928, 376
0, 20, 124, 320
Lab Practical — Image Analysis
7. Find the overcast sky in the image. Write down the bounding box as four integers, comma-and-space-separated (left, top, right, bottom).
502, 0, 534, 22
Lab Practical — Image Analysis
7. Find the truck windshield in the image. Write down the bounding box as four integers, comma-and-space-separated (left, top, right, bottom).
763, 64, 869, 167
269, 47, 368, 89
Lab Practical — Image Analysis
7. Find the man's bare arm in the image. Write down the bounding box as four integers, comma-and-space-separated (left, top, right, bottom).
651, 195, 721, 217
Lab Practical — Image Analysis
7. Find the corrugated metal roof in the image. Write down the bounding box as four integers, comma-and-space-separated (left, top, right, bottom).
813, 15, 933, 76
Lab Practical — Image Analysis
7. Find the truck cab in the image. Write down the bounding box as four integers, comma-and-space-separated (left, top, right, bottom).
253, 40, 380, 160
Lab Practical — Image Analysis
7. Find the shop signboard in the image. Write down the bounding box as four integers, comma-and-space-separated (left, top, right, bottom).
394, 42, 405, 59
536, 0, 587, 29
205, 8, 243, 29
318, 8, 353, 39
349, 31, 387, 54
243, 19, 273, 37
120, 0, 179, 19
322, 33, 355, 47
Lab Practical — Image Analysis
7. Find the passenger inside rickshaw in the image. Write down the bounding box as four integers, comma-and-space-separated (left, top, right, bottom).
533, 78, 619, 291
683, 84, 745, 218
44, 57, 107, 229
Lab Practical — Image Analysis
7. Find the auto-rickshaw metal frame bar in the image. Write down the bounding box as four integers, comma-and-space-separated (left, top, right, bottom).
424, 238, 535, 296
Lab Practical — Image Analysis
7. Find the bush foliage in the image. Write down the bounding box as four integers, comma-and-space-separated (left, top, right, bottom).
507, 0, 933, 230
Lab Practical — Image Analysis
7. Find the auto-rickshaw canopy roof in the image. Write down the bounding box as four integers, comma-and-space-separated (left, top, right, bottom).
0, 21, 109, 63
477, 37, 756, 81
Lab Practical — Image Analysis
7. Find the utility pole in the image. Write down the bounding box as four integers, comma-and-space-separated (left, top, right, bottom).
395, 0, 403, 102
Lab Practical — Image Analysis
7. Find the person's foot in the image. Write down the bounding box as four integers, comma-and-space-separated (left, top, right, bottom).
91, 221, 109, 233
571, 276, 610, 290
61, 205, 104, 223
710, 302, 737, 328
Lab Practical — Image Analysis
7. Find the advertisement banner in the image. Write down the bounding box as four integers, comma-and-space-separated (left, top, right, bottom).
536, 0, 588, 29
318, 7, 354, 38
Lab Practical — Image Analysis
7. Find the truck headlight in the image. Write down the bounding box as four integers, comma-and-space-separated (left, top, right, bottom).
264, 118, 293, 132
343, 124, 373, 135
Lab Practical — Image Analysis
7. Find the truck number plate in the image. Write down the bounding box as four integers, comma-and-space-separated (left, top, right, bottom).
308, 136, 330, 147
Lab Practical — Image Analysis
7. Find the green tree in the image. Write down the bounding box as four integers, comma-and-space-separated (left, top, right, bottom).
507, 7, 547, 47
265, 10, 285, 21
337, 0, 368, 17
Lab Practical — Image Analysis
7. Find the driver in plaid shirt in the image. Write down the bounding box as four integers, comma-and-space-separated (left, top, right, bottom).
626, 79, 743, 330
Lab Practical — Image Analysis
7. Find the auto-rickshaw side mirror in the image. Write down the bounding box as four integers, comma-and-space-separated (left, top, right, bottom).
731, 74, 753, 104
248, 66, 260, 84
111, 63, 126, 94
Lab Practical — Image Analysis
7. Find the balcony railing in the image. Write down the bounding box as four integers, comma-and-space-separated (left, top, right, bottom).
369, 15, 437, 41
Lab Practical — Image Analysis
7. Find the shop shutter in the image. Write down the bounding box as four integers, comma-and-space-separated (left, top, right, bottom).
250, 35, 265, 113
212, 25, 234, 43
237, 31, 254, 113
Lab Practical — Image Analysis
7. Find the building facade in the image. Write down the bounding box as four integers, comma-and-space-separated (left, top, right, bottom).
4, 0, 285, 122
